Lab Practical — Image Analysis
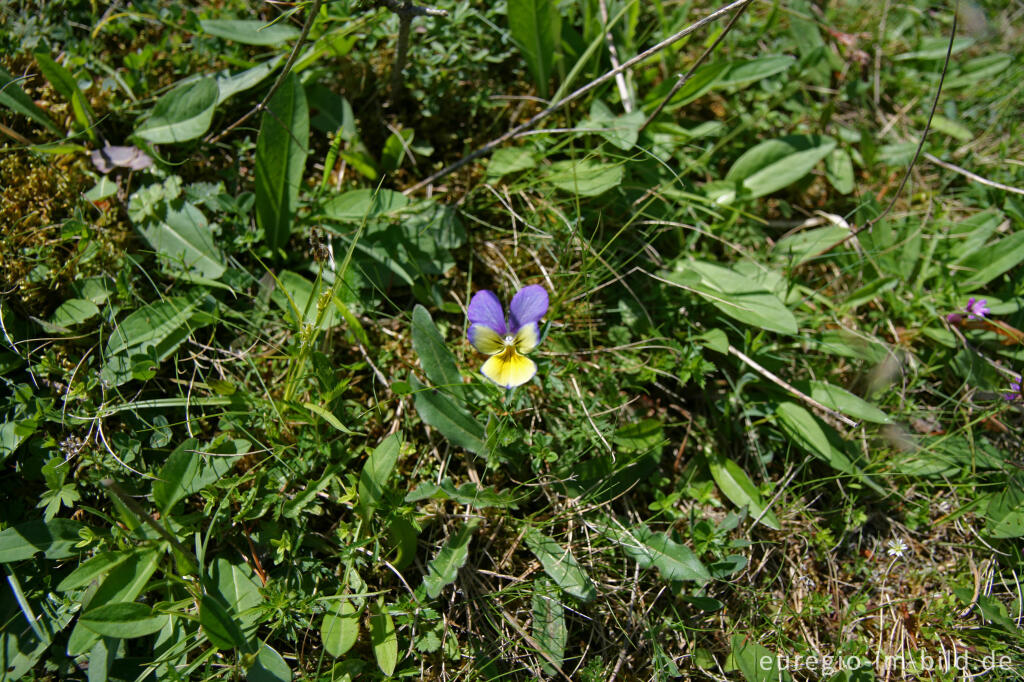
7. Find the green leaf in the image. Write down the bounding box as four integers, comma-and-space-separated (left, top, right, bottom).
0, 420, 35, 464
611, 418, 665, 453
79, 602, 165, 638
411, 376, 488, 455
531, 579, 566, 675
423, 519, 480, 599
719, 134, 836, 202
404, 478, 519, 508
411, 305, 463, 394
254, 73, 308, 251
216, 57, 282, 105
824, 148, 855, 194
57, 551, 132, 592
672, 260, 798, 336
200, 19, 300, 46
152, 438, 237, 512
34, 52, 94, 132
270, 270, 341, 329
369, 602, 398, 676
200, 594, 247, 651
802, 380, 891, 424
546, 159, 623, 196
523, 527, 596, 601
956, 230, 1024, 290
707, 454, 781, 530
103, 296, 199, 358
357, 433, 402, 522
321, 188, 408, 222
717, 55, 795, 87
48, 298, 100, 329
507, 0, 560, 98
579, 100, 645, 151
209, 558, 264, 631
321, 599, 360, 658
601, 522, 711, 584
730, 634, 783, 682
137, 202, 226, 279
0, 66, 60, 134
247, 641, 292, 682
486, 148, 536, 179
136, 77, 219, 144
985, 478, 1024, 538
0, 519, 86, 562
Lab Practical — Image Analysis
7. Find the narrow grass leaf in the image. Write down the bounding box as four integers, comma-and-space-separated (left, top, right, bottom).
246, 641, 292, 682
255, 73, 308, 251
369, 602, 398, 676
0, 519, 86, 562
0, 66, 60, 134
523, 527, 596, 601
136, 77, 219, 144
423, 518, 479, 598
411, 305, 463, 393
707, 454, 781, 530
79, 602, 165, 638
358, 433, 402, 522
410, 376, 487, 454
138, 202, 226, 279
531, 579, 566, 675
200, 19, 300, 46
321, 599, 360, 658
507, 0, 560, 98
200, 594, 248, 651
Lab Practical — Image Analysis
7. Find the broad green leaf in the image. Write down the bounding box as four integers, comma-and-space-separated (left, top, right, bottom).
730, 634, 782, 682
200, 19, 300, 46
200, 594, 247, 651
138, 202, 226, 279
369, 602, 398, 676
546, 159, 623, 196
152, 438, 201, 512
405, 478, 519, 508
947, 209, 1003, 261
893, 36, 974, 60
602, 522, 711, 584
672, 260, 798, 336
985, 479, 1024, 538
209, 558, 264, 630
411, 376, 487, 454
773, 225, 850, 266
824, 148, 855, 194
579, 100, 645, 151
247, 641, 293, 682
48, 299, 100, 329
216, 57, 282, 104
507, 0, 560, 98
136, 77, 219, 144
611, 418, 665, 453
523, 527, 596, 601
0, 66, 60, 134
423, 519, 480, 598
531, 579, 566, 675
803, 380, 891, 424
321, 599, 360, 658
57, 551, 132, 592
956, 231, 1024, 290
0, 420, 35, 464
270, 270, 341, 329
707, 454, 780, 530
387, 514, 419, 569
33, 52, 94, 133
486, 147, 536, 179
721, 135, 836, 202
67, 548, 161, 655
79, 602, 165, 638
104, 296, 200, 358
411, 305, 463, 394
358, 433, 402, 522
717, 55, 795, 87
929, 115, 972, 143
0, 519, 86, 562
254, 73, 308, 251
321, 188, 408, 222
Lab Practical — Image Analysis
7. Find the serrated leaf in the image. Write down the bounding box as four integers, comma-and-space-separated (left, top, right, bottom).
254, 73, 308, 251
79, 602, 165, 638
369, 603, 398, 676
507, 0, 560, 98
411, 305, 463, 394
137, 202, 226, 279
321, 599, 360, 658
707, 454, 780, 530
523, 527, 596, 601
358, 433, 402, 522
411, 376, 487, 454
136, 77, 219, 144
423, 519, 479, 598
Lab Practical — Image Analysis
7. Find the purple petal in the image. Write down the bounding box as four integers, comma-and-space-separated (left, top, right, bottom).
467, 290, 506, 336
508, 285, 548, 332
91, 145, 153, 174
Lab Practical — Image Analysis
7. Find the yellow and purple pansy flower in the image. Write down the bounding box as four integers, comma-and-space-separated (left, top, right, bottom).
467, 284, 548, 388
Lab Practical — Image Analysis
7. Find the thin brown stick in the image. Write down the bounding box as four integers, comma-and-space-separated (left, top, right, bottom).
403, 0, 752, 195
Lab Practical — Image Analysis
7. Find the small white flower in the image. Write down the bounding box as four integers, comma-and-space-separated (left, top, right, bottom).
886, 537, 908, 558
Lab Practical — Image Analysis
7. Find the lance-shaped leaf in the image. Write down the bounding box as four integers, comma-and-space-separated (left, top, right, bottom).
422, 519, 480, 598
255, 73, 308, 252
523, 527, 596, 601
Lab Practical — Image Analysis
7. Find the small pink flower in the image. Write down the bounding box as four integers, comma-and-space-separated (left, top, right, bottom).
964, 298, 990, 320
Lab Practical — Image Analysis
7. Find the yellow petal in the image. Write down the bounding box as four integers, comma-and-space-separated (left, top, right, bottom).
481, 349, 537, 388
469, 324, 506, 355
512, 322, 539, 354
